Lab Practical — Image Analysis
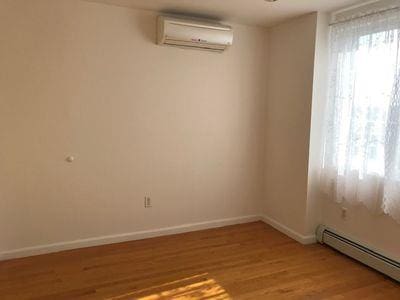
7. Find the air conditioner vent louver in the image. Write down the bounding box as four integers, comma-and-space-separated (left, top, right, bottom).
316, 225, 400, 282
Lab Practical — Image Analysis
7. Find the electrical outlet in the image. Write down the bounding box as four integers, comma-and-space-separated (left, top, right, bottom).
144, 196, 152, 208
341, 207, 347, 220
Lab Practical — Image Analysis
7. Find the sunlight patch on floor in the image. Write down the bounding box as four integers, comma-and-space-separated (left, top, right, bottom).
137, 278, 230, 300
107, 274, 231, 300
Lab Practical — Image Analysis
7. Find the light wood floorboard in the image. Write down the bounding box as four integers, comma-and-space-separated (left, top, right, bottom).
0, 222, 399, 299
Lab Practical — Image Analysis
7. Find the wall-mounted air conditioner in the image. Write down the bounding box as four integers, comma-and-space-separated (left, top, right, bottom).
157, 16, 233, 52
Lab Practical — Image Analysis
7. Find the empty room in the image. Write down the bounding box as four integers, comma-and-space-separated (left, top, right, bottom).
1, 0, 400, 299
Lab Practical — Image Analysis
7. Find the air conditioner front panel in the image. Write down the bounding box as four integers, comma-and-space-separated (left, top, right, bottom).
157, 16, 233, 52
164, 22, 233, 45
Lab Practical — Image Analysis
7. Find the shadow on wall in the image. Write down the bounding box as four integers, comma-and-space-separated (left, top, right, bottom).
160, 9, 222, 22
129, 10, 156, 44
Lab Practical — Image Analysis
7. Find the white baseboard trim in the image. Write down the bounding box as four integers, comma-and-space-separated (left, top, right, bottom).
0, 215, 260, 261
261, 215, 316, 245
0, 214, 317, 261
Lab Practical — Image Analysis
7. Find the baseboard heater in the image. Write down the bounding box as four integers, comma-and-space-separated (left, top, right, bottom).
316, 225, 400, 282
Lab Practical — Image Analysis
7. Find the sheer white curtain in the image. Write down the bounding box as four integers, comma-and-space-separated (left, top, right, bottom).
321, 9, 400, 223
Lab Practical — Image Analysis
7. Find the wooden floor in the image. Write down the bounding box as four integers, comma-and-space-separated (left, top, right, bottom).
0, 222, 399, 299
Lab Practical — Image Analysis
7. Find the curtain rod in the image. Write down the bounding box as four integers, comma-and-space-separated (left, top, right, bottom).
329, 6, 400, 26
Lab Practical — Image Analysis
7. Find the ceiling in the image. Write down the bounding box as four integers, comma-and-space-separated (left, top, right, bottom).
86, 0, 365, 27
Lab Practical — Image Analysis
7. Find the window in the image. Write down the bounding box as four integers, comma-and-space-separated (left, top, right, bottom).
321, 9, 400, 223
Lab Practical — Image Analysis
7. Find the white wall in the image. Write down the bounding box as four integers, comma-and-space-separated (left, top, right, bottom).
263, 13, 318, 237
305, 12, 329, 235
0, 0, 268, 254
